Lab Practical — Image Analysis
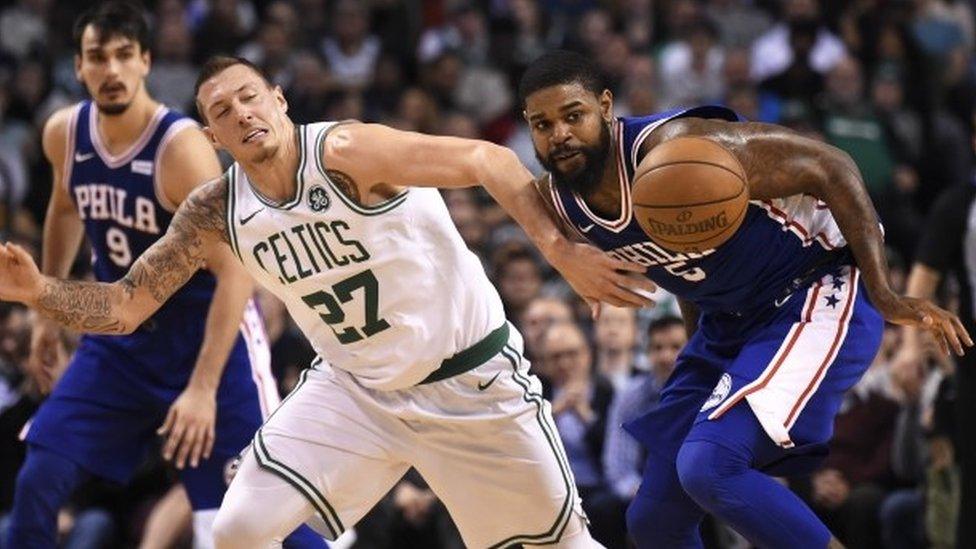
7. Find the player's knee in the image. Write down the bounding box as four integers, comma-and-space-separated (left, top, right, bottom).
675, 439, 742, 510
626, 490, 698, 548
212, 503, 272, 549
14, 448, 77, 503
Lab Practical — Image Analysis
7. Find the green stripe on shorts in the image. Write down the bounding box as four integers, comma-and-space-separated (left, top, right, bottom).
252, 429, 345, 540
485, 345, 576, 548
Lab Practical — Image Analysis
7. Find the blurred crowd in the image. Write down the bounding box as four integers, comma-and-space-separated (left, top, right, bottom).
1, 0, 976, 547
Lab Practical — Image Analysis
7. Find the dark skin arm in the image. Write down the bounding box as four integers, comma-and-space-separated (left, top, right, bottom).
643, 117, 972, 356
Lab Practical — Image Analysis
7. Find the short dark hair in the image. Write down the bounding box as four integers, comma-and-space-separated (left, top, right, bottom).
518, 49, 606, 108
73, 1, 150, 55
194, 56, 270, 121
647, 315, 684, 339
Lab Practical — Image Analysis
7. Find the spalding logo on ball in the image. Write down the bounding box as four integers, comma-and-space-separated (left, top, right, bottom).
633, 136, 749, 254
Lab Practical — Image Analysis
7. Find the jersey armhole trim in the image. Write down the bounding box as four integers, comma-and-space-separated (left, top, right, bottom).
62, 105, 81, 193
153, 119, 198, 213
226, 167, 244, 261
314, 123, 409, 216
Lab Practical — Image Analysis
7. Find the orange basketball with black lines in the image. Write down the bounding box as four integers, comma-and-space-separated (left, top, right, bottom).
632, 136, 749, 254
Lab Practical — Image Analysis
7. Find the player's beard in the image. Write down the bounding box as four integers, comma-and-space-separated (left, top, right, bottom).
94, 81, 135, 116
96, 100, 131, 116
537, 122, 611, 197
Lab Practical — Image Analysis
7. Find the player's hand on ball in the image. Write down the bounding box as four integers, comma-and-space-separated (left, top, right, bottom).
158, 384, 217, 469
0, 243, 44, 305
28, 316, 62, 394
545, 240, 656, 316
877, 295, 973, 357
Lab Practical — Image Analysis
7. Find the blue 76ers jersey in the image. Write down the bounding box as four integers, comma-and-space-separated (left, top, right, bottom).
548, 106, 852, 316
63, 101, 219, 381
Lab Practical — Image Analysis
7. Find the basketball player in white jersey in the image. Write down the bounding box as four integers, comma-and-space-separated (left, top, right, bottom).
0, 56, 656, 547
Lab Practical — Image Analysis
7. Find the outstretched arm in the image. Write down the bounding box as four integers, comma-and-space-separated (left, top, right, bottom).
323, 123, 656, 311
649, 117, 972, 355
0, 179, 230, 334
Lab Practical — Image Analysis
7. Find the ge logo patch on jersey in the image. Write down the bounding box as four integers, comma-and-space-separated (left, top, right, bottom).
308, 185, 330, 212
701, 373, 732, 412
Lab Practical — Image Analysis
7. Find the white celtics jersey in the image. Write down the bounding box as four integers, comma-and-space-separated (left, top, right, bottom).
225, 122, 505, 390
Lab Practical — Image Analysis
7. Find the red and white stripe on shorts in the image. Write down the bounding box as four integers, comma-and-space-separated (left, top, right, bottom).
240, 299, 279, 418
706, 267, 860, 448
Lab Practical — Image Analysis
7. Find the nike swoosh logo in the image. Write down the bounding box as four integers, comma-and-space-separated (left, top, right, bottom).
580, 224, 595, 233
774, 294, 792, 308
477, 372, 501, 391
239, 208, 265, 225
74, 152, 95, 162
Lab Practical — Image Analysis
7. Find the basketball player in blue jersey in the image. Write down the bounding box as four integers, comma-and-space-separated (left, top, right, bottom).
519, 50, 973, 548
5, 4, 324, 548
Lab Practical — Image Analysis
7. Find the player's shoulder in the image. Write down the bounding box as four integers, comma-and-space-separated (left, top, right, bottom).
176, 173, 232, 242
632, 106, 743, 160
41, 104, 82, 162
157, 111, 208, 157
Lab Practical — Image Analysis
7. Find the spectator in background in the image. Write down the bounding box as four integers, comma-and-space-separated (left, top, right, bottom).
147, 20, 197, 114
809, 334, 901, 549
442, 187, 489, 259
615, 54, 657, 117
658, 19, 725, 109
893, 120, 976, 546
283, 52, 332, 124
540, 321, 620, 548
237, 19, 294, 86
417, 2, 489, 68
390, 87, 439, 134
758, 18, 824, 116
751, 0, 847, 81
321, 0, 381, 91
364, 53, 407, 122
603, 315, 685, 503
819, 56, 889, 191
594, 34, 631, 96
571, 8, 613, 57
704, 0, 772, 48
492, 243, 543, 323
0, 0, 50, 61
519, 296, 574, 390
508, 0, 549, 70
192, 0, 255, 65
883, 328, 955, 549
593, 305, 638, 392
618, 0, 653, 52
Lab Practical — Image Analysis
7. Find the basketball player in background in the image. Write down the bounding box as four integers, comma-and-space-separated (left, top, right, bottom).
519, 50, 971, 548
0, 54, 658, 548
6, 4, 324, 548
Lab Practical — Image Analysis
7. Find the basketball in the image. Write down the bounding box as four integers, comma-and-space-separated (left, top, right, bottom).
632, 136, 749, 254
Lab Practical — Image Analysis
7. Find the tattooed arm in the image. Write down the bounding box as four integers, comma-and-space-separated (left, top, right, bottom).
0, 178, 230, 334
643, 117, 972, 355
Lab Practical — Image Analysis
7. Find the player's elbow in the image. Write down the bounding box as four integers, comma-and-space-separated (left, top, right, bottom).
469, 142, 523, 186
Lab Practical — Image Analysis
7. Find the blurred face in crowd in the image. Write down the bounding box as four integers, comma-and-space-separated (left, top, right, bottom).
594, 305, 636, 353
647, 323, 686, 381
75, 26, 150, 116
197, 63, 291, 164
826, 57, 864, 107
524, 82, 613, 196
498, 257, 543, 311
542, 322, 592, 386
521, 297, 574, 356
